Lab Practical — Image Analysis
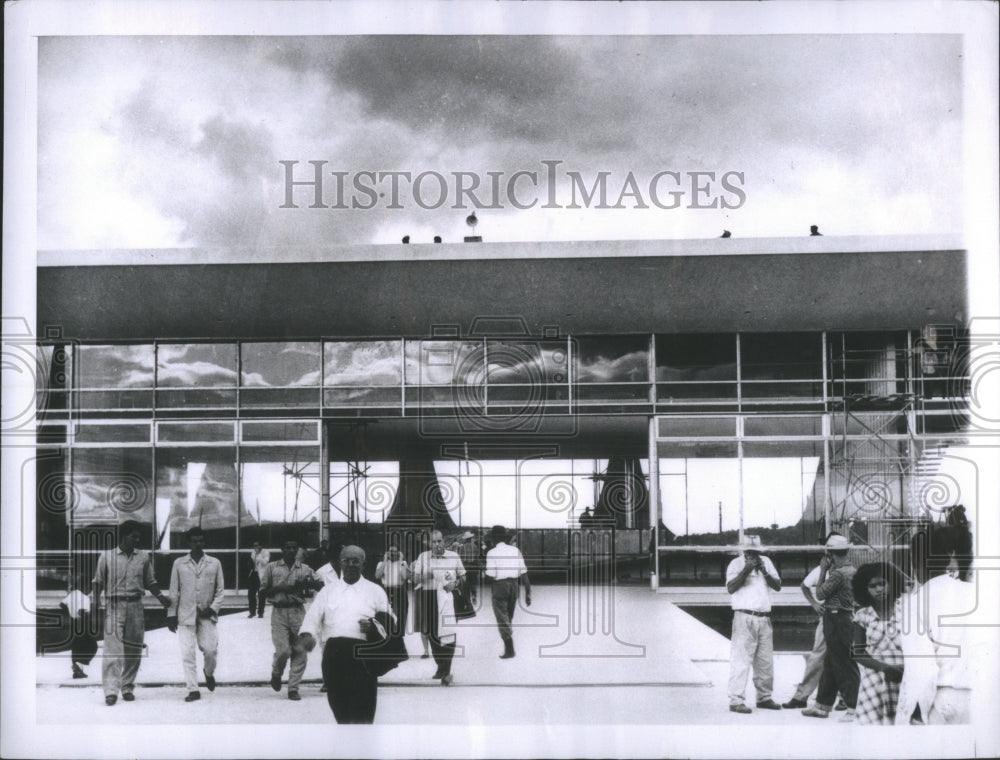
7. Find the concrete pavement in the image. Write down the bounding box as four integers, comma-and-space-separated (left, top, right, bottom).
29, 585, 990, 759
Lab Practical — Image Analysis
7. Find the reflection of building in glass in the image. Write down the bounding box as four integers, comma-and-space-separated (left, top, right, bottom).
35, 235, 970, 592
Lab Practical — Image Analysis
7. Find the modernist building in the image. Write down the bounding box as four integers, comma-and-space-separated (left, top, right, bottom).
34, 233, 970, 593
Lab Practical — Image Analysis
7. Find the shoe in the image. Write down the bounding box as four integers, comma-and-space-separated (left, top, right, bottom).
248, 613, 255, 618
431, 669, 445, 680
835, 699, 848, 711
258, 613, 264, 618
105, 695, 117, 706
838, 708, 856, 723
72, 666, 87, 679
499, 651, 516, 659
185, 691, 201, 702
121, 692, 135, 702
270, 673, 281, 692
319, 684, 327, 693
287, 690, 301, 701
441, 673, 453, 686
782, 698, 808, 709
756, 699, 782, 710
802, 706, 830, 718
421, 653, 430, 659
205, 673, 216, 692
729, 704, 752, 714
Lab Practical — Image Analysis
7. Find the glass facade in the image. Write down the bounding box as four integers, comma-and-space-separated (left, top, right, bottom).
35, 330, 970, 590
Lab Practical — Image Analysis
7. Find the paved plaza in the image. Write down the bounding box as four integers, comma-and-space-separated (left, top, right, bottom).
27, 586, 991, 759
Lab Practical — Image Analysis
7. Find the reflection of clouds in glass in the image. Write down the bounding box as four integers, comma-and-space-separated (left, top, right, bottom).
242, 342, 321, 387
157, 360, 239, 387
576, 350, 648, 383
404, 341, 480, 385
79, 345, 154, 388
486, 344, 566, 384
325, 341, 402, 386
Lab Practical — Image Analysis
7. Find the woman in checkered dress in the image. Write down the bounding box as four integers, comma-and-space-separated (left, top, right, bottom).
851, 562, 907, 725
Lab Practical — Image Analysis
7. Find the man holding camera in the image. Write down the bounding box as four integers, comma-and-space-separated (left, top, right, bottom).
725, 534, 782, 714
259, 538, 323, 701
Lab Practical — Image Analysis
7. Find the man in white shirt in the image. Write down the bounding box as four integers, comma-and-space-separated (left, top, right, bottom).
725, 534, 782, 714
166, 527, 226, 702
412, 530, 465, 685
315, 542, 342, 587
299, 546, 392, 724
484, 525, 531, 659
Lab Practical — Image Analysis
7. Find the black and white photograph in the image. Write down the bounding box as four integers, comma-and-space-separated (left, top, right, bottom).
3, 1, 999, 758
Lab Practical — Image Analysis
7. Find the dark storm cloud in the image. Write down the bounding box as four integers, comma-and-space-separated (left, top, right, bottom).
280, 36, 645, 150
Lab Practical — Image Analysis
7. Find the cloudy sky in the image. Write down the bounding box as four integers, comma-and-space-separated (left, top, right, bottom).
38, 34, 963, 251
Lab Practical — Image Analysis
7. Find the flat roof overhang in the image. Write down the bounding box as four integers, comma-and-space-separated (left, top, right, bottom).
37, 234, 967, 341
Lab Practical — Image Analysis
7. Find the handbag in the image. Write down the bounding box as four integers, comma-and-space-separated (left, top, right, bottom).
452, 585, 476, 621
357, 611, 409, 677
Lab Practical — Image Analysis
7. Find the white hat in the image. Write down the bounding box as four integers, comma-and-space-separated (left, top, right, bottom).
825, 534, 851, 549
738, 535, 765, 552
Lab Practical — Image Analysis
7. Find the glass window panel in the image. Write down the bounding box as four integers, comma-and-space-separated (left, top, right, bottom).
157, 422, 236, 443
656, 334, 736, 382
71, 447, 154, 527
157, 447, 240, 550
658, 416, 736, 438
78, 345, 154, 388
741, 381, 823, 399
324, 387, 401, 406
242, 446, 322, 527
156, 344, 237, 388
743, 416, 824, 438
155, 388, 237, 407
657, 382, 738, 400
740, 333, 822, 381
741, 448, 823, 542
241, 342, 321, 387
486, 340, 570, 384
324, 341, 402, 386
329, 460, 398, 524
241, 421, 319, 443
76, 389, 155, 410
75, 423, 152, 444
404, 340, 481, 386
575, 336, 649, 383
239, 388, 320, 408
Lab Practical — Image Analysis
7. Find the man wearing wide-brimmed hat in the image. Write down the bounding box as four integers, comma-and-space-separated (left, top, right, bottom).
725, 534, 782, 714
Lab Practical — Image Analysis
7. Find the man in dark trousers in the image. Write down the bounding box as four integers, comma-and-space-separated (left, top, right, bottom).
299, 546, 392, 724
484, 525, 532, 659
90, 520, 171, 706
802, 533, 860, 721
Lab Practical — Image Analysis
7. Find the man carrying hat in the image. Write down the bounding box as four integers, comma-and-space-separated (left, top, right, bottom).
725, 534, 782, 714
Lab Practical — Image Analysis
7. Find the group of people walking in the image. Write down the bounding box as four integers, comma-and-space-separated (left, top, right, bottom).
726, 508, 980, 725
80, 522, 531, 724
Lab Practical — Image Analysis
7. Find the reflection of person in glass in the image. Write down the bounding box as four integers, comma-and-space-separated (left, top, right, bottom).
413, 530, 465, 685
91, 520, 171, 706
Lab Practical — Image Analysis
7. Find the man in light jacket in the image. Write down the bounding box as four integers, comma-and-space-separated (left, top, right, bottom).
167, 526, 226, 702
